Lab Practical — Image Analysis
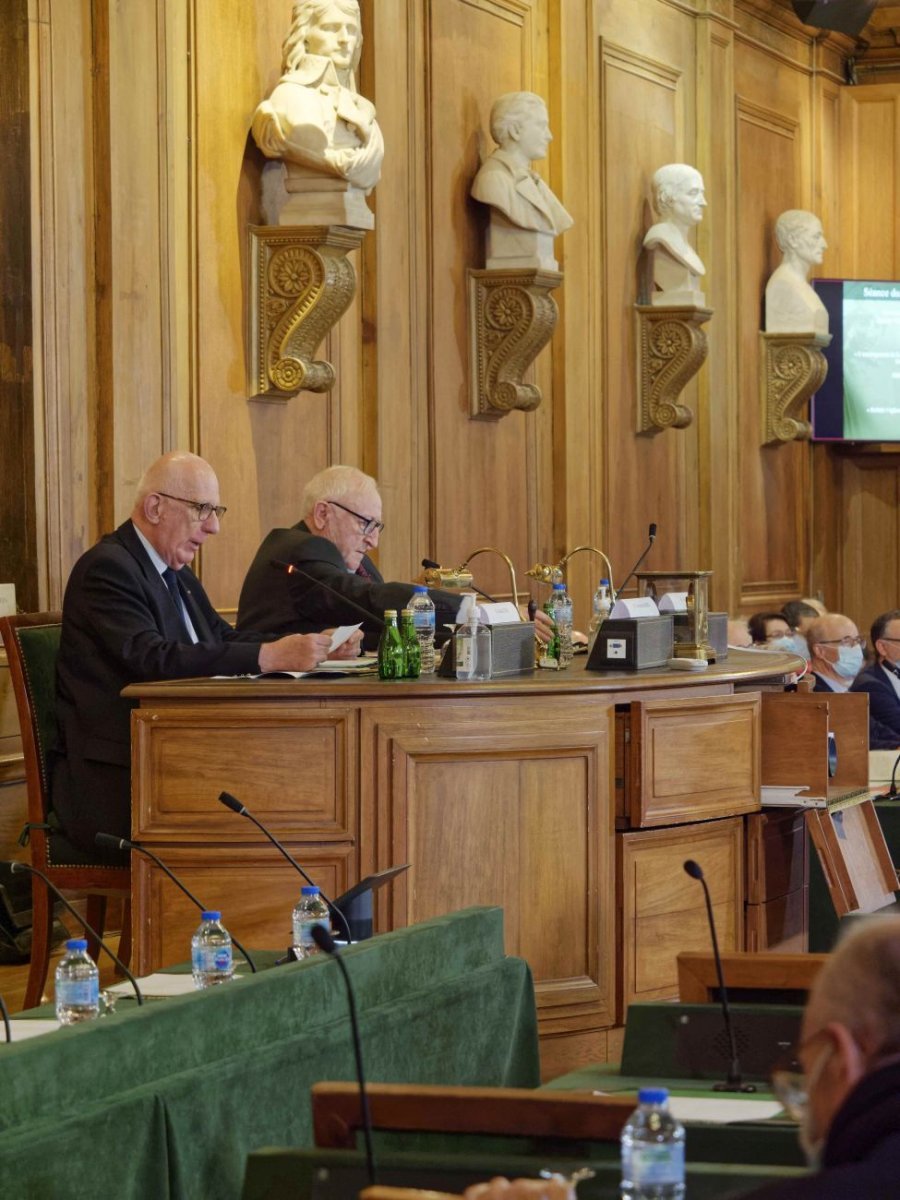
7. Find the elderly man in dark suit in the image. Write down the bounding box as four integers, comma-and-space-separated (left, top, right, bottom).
53, 451, 358, 858
850, 610, 900, 749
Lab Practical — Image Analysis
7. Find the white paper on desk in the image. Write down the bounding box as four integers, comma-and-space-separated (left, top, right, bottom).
658, 592, 688, 613
476, 602, 521, 625
8, 1019, 61, 1041
761, 785, 824, 809
328, 623, 362, 652
610, 596, 660, 619
666, 1097, 786, 1124
106, 973, 201, 998
313, 656, 378, 673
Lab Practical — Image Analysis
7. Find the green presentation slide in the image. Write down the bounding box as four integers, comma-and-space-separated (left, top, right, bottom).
843, 282, 900, 440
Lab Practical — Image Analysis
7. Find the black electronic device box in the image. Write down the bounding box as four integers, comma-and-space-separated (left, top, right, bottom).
586, 614, 674, 672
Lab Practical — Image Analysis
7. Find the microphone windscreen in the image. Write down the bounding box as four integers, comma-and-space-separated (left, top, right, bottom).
649, 522, 658, 539
218, 791, 245, 815
9, 862, 26, 875
311, 922, 337, 955
421, 558, 441, 570
683, 859, 703, 880
95, 832, 126, 850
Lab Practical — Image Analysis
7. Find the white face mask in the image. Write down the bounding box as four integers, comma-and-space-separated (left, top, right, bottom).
834, 645, 863, 680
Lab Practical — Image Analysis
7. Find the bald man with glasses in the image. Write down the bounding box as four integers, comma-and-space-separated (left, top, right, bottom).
805, 614, 866, 694
236, 464, 463, 649
849, 609, 900, 750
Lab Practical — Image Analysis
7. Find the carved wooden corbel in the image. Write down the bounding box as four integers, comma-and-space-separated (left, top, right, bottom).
467, 268, 562, 419
635, 304, 713, 433
248, 224, 366, 400
760, 331, 831, 444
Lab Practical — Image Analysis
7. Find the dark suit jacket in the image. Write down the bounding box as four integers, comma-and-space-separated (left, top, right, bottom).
850, 662, 900, 749
53, 520, 266, 853
236, 523, 462, 648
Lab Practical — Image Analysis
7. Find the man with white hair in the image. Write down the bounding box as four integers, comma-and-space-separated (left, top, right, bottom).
739, 916, 900, 1197
53, 451, 355, 858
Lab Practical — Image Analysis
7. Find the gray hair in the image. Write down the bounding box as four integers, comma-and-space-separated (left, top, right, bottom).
282, 0, 363, 75
651, 163, 702, 216
774, 209, 821, 254
301, 464, 379, 516
811, 916, 900, 1059
489, 92, 546, 148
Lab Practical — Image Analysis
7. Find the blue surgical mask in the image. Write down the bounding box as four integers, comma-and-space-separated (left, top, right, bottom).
834, 645, 863, 679
790, 633, 810, 662
769, 636, 797, 654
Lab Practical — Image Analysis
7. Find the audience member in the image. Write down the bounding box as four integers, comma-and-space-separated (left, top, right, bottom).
781, 601, 820, 662
806, 614, 864, 693
748, 611, 792, 648
52, 451, 359, 858
738, 916, 900, 1198
800, 597, 827, 618
849, 610, 900, 749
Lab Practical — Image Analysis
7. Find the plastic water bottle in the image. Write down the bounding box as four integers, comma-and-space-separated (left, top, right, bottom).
456, 593, 492, 681
620, 1087, 685, 1199
55, 938, 100, 1024
409, 586, 436, 673
292, 885, 331, 959
590, 578, 612, 646
550, 582, 574, 667
191, 910, 234, 988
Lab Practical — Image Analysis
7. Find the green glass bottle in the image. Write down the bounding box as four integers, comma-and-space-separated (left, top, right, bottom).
538, 599, 561, 670
378, 610, 405, 680
400, 609, 421, 678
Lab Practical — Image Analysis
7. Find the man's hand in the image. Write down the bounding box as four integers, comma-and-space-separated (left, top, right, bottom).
326, 629, 364, 660
258, 632, 331, 673
532, 608, 554, 646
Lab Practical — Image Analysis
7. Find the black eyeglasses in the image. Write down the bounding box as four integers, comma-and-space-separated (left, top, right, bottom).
156, 492, 227, 521
327, 500, 384, 536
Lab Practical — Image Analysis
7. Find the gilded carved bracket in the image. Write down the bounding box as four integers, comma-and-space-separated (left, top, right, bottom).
467, 268, 562, 420
759, 331, 831, 444
248, 224, 366, 401
635, 304, 713, 433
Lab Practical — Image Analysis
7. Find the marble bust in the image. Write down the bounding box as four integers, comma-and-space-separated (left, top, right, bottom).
765, 210, 829, 336
251, 0, 384, 229
643, 163, 707, 306
471, 92, 573, 271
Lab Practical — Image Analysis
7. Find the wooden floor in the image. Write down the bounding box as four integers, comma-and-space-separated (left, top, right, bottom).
0, 918, 125, 1014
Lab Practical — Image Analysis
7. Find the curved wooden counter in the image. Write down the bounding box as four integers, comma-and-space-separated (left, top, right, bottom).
125, 649, 799, 1076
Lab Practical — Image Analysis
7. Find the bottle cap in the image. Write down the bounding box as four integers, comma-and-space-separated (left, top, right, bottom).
637, 1087, 669, 1105
600, 578, 609, 585
401, 609, 413, 617
301, 885, 320, 896
200, 910, 221, 921
413, 585, 427, 592
66, 938, 88, 952
384, 609, 397, 618
553, 583, 565, 590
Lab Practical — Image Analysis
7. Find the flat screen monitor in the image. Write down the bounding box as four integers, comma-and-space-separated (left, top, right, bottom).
811, 279, 900, 443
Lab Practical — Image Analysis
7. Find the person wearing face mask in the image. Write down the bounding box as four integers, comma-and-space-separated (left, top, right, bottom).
780, 601, 819, 663
849, 609, 900, 749
748, 611, 793, 650
738, 916, 900, 1198
805, 614, 865, 693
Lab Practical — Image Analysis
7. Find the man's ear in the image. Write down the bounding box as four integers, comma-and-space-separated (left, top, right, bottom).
143, 493, 163, 526
310, 500, 330, 532
828, 1022, 867, 1091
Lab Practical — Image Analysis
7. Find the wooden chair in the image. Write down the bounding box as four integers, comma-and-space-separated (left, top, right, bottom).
0, 612, 131, 1009
312, 1082, 635, 1151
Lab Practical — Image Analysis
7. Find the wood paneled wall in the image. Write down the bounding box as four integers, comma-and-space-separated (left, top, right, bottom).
13, 0, 900, 633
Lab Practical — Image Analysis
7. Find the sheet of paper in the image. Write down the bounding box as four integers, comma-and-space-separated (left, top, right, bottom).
106, 973, 201, 998
312, 656, 378, 674
666, 1096, 786, 1124
476, 602, 521, 625
328, 623, 362, 652
8, 1019, 61, 1041
610, 596, 660, 619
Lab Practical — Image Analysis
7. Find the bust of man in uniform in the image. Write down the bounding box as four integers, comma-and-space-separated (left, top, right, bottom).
471, 92, 573, 271
251, 0, 384, 229
765, 210, 829, 336
643, 163, 707, 306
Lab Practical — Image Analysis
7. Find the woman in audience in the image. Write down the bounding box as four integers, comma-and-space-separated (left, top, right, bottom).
748, 611, 793, 648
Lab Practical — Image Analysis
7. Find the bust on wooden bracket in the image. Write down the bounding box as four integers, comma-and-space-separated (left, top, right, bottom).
637, 164, 713, 433
468, 91, 571, 419
247, 0, 381, 400
761, 210, 831, 443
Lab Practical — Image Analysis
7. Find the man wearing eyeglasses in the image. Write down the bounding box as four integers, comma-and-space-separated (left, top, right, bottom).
236, 464, 463, 648
53, 451, 358, 859
848, 610, 900, 750
740, 915, 900, 1198
805, 614, 865, 694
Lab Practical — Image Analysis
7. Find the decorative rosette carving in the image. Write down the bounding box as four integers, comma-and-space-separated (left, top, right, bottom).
636, 305, 713, 433
760, 332, 831, 444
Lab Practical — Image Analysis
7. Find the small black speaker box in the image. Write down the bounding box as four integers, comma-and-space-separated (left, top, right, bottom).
791, 1, 877, 38
587, 614, 674, 671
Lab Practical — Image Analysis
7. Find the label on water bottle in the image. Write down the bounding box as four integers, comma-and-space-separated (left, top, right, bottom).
456, 637, 474, 675
630, 1143, 685, 1186
294, 916, 327, 950
192, 944, 232, 974
57, 978, 99, 1008
412, 611, 435, 633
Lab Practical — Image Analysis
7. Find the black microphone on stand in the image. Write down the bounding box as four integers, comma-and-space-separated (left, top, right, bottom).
270, 560, 385, 628
683, 859, 755, 1092
0, 995, 10, 1042
95, 833, 257, 973
310, 923, 376, 1186
217, 792, 353, 947
612, 523, 658, 606
10, 862, 143, 1005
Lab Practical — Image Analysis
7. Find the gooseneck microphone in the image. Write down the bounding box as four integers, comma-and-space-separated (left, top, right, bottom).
0, 995, 10, 1043
612, 522, 658, 606
10, 862, 144, 1005
421, 560, 498, 605
270, 560, 385, 628
683, 859, 755, 1093
217, 792, 353, 946
95, 833, 257, 973
311, 923, 376, 1186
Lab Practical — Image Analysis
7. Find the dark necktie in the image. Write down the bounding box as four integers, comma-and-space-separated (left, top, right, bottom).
356, 562, 373, 581
161, 567, 193, 642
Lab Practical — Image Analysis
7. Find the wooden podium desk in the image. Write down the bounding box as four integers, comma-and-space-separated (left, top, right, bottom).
125, 648, 798, 1076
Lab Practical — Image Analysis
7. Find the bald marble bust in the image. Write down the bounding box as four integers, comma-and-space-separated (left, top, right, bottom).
643, 163, 707, 306
765, 210, 829, 336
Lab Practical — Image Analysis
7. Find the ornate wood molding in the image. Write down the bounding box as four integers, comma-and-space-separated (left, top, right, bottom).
248, 225, 366, 401
635, 304, 713, 433
467, 268, 562, 420
759, 331, 831, 444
